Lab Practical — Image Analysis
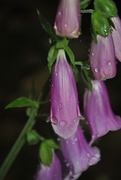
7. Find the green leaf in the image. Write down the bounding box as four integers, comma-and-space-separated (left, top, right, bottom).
5, 97, 39, 109
47, 45, 58, 72
80, 0, 91, 9
46, 139, 59, 149
36, 9, 58, 44
39, 141, 53, 166
26, 130, 40, 145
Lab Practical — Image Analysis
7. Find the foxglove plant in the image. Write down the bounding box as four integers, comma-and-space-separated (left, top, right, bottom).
111, 16, 121, 61
50, 49, 83, 139
84, 80, 121, 144
89, 34, 116, 80
54, 0, 81, 38
35, 153, 62, 180
60, 125, 100, 179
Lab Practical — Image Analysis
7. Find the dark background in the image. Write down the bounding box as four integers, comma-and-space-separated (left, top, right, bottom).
0, 0, 121, 180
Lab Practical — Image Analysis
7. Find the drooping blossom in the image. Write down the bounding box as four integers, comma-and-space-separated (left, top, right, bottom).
111, 16, 121, 61
50, 49, 83, 139
84, 80, 121, 144
35, 153, 62, 180
54, 0, 81, 38
60, 125, 100, 179
89, 34, 116, 80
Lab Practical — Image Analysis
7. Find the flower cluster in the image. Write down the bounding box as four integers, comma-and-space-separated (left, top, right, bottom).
36, 0, 121, 179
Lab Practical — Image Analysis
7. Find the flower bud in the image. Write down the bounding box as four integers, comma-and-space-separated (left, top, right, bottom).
89, 34, 116, 80
54, 0, 81, 38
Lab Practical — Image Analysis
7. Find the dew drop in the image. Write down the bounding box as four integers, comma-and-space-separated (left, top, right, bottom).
57, 139, 60, 143
64, 23, 68, 27
60, 120, 67, 126
51, 84, 53, 87
108, 70, 111, 74
46, 118, 50, 123
51, 117, 58, 124
108, 61, 111, 66
66, 141, 69, 144
58, 11, 62, 16
87, 153, 90, 157
66, 163, 70, 167
74, 138, 78, 142
94, 67, 99, 73
91, 52, 94, 56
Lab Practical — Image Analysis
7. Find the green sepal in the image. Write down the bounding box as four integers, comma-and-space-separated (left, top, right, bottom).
81, 66, 92, 91
47, 45, 58, 72
94, 0, 118, 17
39, 139, 59, 166
26, 130, 40, 145
26, 130, 45, 145
64, 46, 75, 66
91, 12, 111, 40
5, 97, 39, 109
80, 0, 91, 10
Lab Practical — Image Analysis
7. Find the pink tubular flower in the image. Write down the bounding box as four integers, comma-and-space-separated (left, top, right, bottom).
60, 125, 100, 179
111, 16, 121, 61
89, 34, 116, 80
35, 153, 62, 180
84, 80, 121, 144
50, 49, 83, 139
54, 0, 81, 38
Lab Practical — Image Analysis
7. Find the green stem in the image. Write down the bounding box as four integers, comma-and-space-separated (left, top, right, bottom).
0, 108, 37, 180
0, 76, 50, 180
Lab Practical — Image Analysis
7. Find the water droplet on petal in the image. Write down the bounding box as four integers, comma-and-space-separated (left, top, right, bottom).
57, 138, 60, 141
51, 117, 58, 124
108, 61, 111, 66
66, 163, 70, 167
60, 120, 66, 126
91, 52, 94, 56
58, 11, 62, 16
64, 23, 68, 27
87, 153, 90, 157
108, 70, 111, 74
94, 67, 99, 73
46, 118, 50, 123
74, 138, 78, 142
66, 141, 69, 144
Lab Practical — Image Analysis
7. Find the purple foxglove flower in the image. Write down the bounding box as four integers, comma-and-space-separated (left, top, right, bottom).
89, 34, 116, 80
111, 16, 121, 61
60, 125, 100, 179
54, 0, 81, 38
50, 49, 83, 139
35, 153, 62, 180
84, 80, 121, 144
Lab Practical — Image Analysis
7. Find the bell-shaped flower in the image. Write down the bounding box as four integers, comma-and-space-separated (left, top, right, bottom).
54, 0, 81, 38
35, 153, 62, 180
84, 80, 121, 144
50, 49, 83, 139
111, 16, 121, 61
60, 125, 100, 180
89, 34, 116, 80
